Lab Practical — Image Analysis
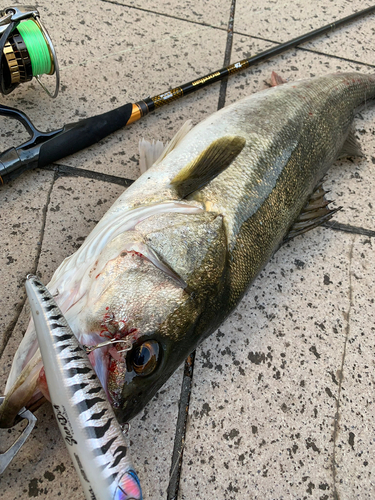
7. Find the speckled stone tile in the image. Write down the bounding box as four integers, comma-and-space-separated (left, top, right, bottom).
0, 0, 231, 180
235, 0, 375, 66
34, 177, 124, 281
0, 170, 54, 348
0, 403, 84, 499
324, 117, 375, 232
115, 0, 232, 28
179, 229, 374, 499
333, 236, 375, 500
1, 1, 375, 500
177, 31, 375, 497
131, 366, 184, 499
0, 177, 122, 499
0, 368, 183, 500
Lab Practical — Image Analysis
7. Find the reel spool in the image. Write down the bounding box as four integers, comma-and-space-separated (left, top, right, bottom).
0, 6, 59, 98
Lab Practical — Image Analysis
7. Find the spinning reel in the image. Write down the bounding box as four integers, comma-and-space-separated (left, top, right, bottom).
0, 6, 59, 97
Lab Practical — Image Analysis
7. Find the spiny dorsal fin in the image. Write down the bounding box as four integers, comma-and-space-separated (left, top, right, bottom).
171, 135, 246, 198
139, 121, 194, 174
285, 182, 342, 242
337, 125, 364, 158
154, 120, 194, 166
139, 139, 165, 174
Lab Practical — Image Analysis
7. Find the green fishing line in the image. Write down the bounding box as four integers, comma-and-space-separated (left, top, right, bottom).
17, 20, 52, 76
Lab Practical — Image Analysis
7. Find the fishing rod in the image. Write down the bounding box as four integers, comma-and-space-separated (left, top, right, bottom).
0, 4, 375, 185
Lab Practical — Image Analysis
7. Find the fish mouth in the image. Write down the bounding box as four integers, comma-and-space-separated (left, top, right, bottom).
0, 329, 130, 428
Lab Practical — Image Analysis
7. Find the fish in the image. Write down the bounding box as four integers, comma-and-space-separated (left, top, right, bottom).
25, 274, 143, 500
1, 72, 374, 429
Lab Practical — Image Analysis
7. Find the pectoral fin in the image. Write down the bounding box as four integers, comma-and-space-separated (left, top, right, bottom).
285, 183, 342, 242
171, 135, 246, 198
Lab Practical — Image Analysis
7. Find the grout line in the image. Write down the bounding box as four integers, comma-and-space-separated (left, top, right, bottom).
46, 163, 135, 187
167, 353, 195, 500
290, 47, 375, 69
100, 0, 228, 32
48, 165, 375, 239
229, 33, 375, 70
331, 236, 355, 499
0, 171, 57, 358
217, 0, 236, 110
100, 0, 375, 71
166, 3, 237, 498
31, 170, 58, 276
0, 299, 27, 359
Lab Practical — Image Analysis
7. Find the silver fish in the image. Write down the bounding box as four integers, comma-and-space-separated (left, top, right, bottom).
1, 72, 375, 429
25, 275, 143, 500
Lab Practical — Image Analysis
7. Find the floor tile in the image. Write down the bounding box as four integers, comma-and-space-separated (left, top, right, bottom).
235, 0, 375, 66
0, 170, 54, 348
179, 230, 373, 499
333, 236, 375, 500
1, 2, 375, 499
1, 0, 228, 179
115, 0, 232, 28
0, 176, 181, 499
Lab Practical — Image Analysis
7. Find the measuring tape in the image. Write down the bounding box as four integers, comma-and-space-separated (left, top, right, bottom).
0, 6, 59, 98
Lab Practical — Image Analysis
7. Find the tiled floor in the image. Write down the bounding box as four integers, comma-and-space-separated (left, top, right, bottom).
1, 1, 375, 499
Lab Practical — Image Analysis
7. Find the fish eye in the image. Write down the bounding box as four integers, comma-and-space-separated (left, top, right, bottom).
131, 340, 160, 376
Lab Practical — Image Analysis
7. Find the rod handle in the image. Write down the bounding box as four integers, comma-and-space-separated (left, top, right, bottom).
38, 102, 140, 167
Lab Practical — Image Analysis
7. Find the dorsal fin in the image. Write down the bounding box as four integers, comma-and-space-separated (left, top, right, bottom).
285, 182, 342, 242
154, 120, 194, 166
138, 121, 194, 174
171, 135, 246, 198
139, 139, 165, 174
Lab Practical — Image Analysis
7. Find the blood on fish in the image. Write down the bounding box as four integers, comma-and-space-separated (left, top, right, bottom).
132, 251, 144, 258
100, 308, 138, 340
108, 357, 116, 373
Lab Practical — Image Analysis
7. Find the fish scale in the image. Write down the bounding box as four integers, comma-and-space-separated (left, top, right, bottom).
25, 275, 142, 500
